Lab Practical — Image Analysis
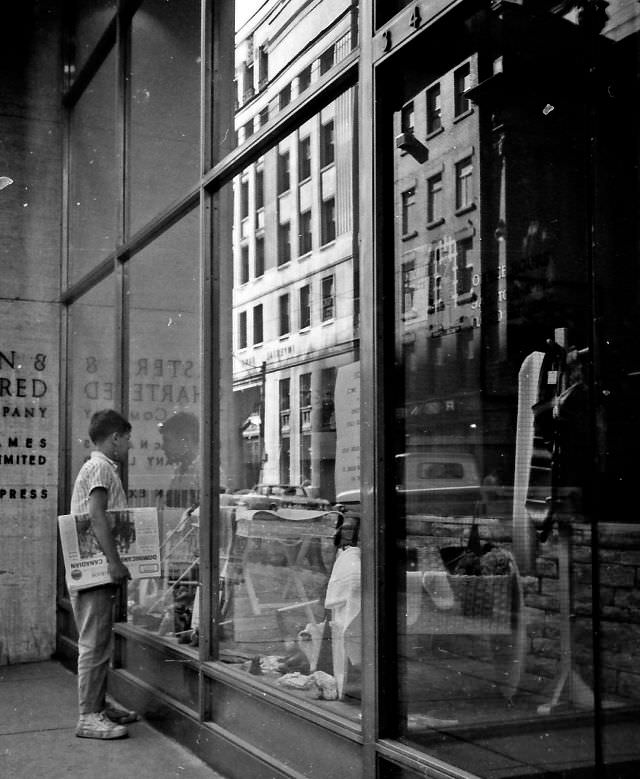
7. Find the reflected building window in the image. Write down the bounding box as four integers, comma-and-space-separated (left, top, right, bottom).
454, 61, 471, 116
298, 64, 312, 93
402, 187, 416, 236
255, 166, 264, 210
257, 45, 268, 90
320, 44, 335, 74
279, 293, 290, 337
299, 283, 311, 329
279, 83, 291, 109
238, 310, 247, 350
426, 83, 442, 134
321, 274, 335, 321
427, 173, 443, 224
455, 157, 474, 211
402, 260, 416, 316
320, 119, 335, 167
278, 149, 290, 193
299, 209, 312, 255
401, 101, 415, 135
456, 236, 474, 300
240, 178, 250, 220
278, 220, 291, 265
321, 197, 336, 245
240, 245, 249, 284
243, 61, 254, 102
320, 367, 336, 430
255, 235, 265, 277
253, 304, 263, 345
299, 135, 312, 180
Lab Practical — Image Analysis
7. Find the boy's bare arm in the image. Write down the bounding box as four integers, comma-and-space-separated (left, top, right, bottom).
89, 488, 131, 583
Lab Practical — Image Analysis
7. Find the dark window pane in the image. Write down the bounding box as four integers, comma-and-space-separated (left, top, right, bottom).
238, 310, 247, 349
253, 303, 263, 344
299, 284, 311, 329
298, 64, 312, 93
240, 245, 249, 284
320, 119, 335, 167
321, 275, 335, 320
299, 136, 312, 180
279, 293, 290, 336
427, 174, 443, 224
278, 221, 291, 265
401, 101, 415, 134
278, 150, 290, 193
68, 51, 118, 282
299, 209, 312, 255
454, 61, 472, 117
128, 0, 200, 235
255, 235, 265, 277
279, 83, 291, 109
321, 197, 336, 244
426, 83, 442, 134
319, 45, 335, 74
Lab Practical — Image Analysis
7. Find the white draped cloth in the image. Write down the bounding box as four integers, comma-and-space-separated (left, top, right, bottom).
325, 546, 361, 697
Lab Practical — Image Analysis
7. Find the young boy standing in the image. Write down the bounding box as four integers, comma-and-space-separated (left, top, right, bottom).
70, 409, 133, 739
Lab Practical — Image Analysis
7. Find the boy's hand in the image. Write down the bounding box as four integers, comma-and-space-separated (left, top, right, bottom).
109, 560, 131, 583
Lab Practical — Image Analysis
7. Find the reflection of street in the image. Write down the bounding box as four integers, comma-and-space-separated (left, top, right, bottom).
218, 506, 362, 702
399, 634, 631, 777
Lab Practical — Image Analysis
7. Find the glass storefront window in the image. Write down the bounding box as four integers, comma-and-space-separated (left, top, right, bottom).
383, 3, 640, 774
57, 1, 640, 777
67, 275, 116, 488
215, 86, 361, 717
68, 50, 118, 282
125, 211, 201, 643
127, 0, 200, 235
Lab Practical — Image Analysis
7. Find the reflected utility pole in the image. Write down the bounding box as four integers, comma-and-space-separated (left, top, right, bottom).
259, 361, 266, 482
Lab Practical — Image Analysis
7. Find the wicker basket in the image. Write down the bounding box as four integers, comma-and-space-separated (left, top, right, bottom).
448, 574, 511, 621
407, 571, 513, 635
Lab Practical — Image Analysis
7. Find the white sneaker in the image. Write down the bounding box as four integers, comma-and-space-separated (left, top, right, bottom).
75, 711, 128, 739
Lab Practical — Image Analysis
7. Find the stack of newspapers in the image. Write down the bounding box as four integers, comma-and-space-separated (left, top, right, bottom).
58, 507, 161, 591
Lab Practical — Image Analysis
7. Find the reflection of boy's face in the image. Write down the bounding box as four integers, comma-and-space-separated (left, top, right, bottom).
110, 431, 132, 463
161, 432, 195, 465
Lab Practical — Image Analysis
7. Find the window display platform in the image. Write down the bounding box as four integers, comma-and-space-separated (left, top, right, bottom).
110, 624, 364, 779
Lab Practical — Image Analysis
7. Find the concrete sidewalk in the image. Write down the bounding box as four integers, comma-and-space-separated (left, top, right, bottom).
0, 660, 224, 778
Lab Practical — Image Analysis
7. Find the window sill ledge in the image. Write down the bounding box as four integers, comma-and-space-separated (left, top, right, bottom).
454, 108, 474, 124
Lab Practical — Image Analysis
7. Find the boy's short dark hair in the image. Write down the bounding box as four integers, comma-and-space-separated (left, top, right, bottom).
89, 409, 132, 444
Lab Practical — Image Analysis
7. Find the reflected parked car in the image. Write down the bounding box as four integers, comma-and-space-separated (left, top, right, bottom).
235, 484, 331, 511
336, 451, 502, 517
